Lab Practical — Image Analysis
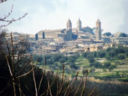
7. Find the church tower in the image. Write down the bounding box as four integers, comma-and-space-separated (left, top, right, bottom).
95, 19, 102, 40
77, 19, 82, 31
67, 19, 72, 31
66, 19, 72, 40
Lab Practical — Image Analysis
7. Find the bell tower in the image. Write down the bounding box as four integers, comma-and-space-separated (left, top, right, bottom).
66, 19, 72, 40
67, 19, 72, 31
96, 19, 102, 40
77, 19, 82, 31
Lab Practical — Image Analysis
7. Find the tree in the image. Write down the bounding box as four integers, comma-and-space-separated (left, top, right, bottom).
108, 65, 116, 71
88, 57, 95, 63
82, 69, 89, 77
119, 33, 128, 37
0, 0, 7, 3
90, 67, 95, 73
98, 51, 106, 58
37, 56, 43, 62
59, 57, 66, 63
83, 52, 87, 57
103, 32, 112, 37
0, 2, 29, 95
94, 62, 102, 68
117, 54, 126, 60
0, 31, 33, 96
0, 30, 6, 53
104, 62, 111, 68
70, 64, 79, 69
86, 53, 94, 59
90, 62, 102, 68
107, 50, 116, 59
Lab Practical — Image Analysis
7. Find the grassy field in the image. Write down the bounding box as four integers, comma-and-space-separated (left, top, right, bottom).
34, 46, 128, 82
38, 56, 128, 82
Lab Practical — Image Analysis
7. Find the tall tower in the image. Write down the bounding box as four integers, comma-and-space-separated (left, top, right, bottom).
42, 32, 45, 39
67, 19, 72, 31
66, 19, 72, 40
35, 33, 38, 40
95, 19, 102, 40
77, 19, 82, 31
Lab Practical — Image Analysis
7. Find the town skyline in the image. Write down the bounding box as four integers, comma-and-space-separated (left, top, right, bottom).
0, 0, 128, 34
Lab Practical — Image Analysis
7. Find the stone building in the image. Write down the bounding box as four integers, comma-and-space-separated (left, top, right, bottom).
95, 19, 102, 41
77, 19, 82, 32
37, 19, 99, 42
35, 33, 38, 40
65, 19, 73, 41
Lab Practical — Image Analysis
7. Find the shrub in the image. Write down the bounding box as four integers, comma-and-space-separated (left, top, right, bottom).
90, 62, 102, 68
104, 62, 111, 68
117, 54, 126, 60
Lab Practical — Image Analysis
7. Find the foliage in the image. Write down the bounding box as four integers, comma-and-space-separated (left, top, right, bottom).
117, 54, 126, 60
103, 32, 112, 37
104, 62, 111, 68
119, 33, 128, 37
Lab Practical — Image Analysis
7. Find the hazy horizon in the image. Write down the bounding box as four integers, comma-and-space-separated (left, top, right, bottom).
0, 0, 128, 34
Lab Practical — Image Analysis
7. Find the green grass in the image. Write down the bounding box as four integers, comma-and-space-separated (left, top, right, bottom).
118, 77, 128, 82
37, 55, 128, 82
75, 57, 89, 67
78, 57, 128, 81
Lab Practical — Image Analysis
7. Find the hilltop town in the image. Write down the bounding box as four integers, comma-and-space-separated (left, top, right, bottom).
5, 19, 128, 55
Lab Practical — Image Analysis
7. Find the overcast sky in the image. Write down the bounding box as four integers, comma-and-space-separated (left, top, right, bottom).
0, 0, 128, 34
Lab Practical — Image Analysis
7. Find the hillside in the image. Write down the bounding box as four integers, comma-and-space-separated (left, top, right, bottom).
34, 46, 128, 82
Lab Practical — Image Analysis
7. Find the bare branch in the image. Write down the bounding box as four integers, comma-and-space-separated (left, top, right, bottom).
0, 0, 7, 4
5, 56, 13, 76
38, 72, 44, 93
5, 56, 16, 96
33, 69, 38, 96
16, 66, 35, 78
0, 13, 28, 28
0, 5, 14, 20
